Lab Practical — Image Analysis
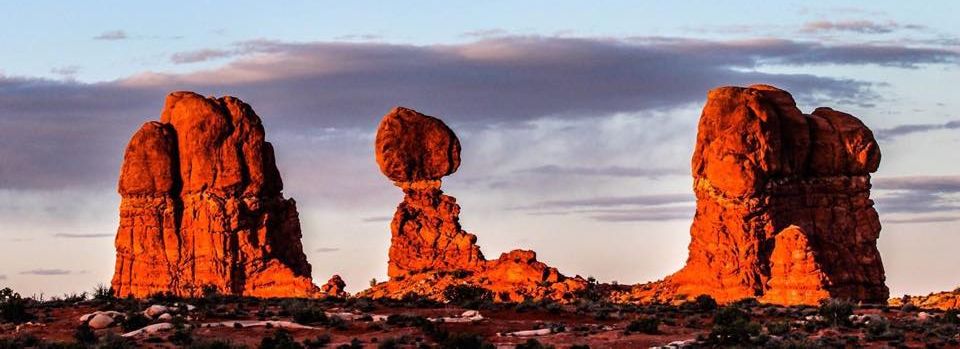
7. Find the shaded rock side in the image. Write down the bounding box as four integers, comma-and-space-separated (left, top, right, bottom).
630, 84, 887, 306
112, 91, 318, 298
364, 107, 586, 302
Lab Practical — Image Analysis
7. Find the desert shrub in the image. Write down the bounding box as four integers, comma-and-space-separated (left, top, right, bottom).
259, 329, 303, 349
74, 323, 98, 344
292, 305, 328, 325
0, 288, 31, 323
818, 299, 855, 327
900, 303, 918, 312
624, 316, 660, 334
97, 332, 136, 349
569, 345, 590, 349
187, 339, 248, 349
169, 316, 194, 345
682, 294, 717, 312
442, 284, 493, 308
120, 311, 151, 332
438, 333, 494, 349
944, 309, 960, 324
303, 334, 332, 348
92, 284, 115, 301
765, 320, 791, 336
515, 338, 554, 349
707, 306, 760, 345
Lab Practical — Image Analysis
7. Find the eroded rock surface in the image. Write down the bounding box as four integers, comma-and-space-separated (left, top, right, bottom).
112, 91, 318, 298
629, 85, 887, 305
364, 107, 585, 302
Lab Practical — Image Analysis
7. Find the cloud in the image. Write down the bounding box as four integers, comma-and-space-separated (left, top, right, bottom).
590, 206, 694, 222
521, 193, 692, 210
873, 176, 960, 192
314, 247, 341, 253
873, 176, 960, 215
875, 120, 960, 140
801, 20, 922, 34
53, 233, 113, 238
885, 216, 960, 224
0, 274, 5, 280
93, 30, 128, 40
20, 269, 72, 276
170, 49, 235, 64
50, 66, 81, 78
361, 216, 392, 223
516, 165, 686, 178
0, 36, 956, 190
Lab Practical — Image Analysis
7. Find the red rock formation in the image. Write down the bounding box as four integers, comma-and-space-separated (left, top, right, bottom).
364, 107, 585, 302
630, 85, 887, 306
112, 91, 318, 298
321, 275, 349, 298
890, 290, 960, 310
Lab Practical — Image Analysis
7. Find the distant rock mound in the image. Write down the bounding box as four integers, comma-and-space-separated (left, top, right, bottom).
111, 91, 319, 298
891, 290, 960, 310
628, 85, 888, 305
363, 107, 586, 302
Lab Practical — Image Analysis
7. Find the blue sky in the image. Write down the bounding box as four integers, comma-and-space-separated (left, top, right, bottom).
0, 1, 958, 298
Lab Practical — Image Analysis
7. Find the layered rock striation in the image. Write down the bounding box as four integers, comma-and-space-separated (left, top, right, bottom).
364, 107, 585, 302
631, 85, 888, 305
112, 91, 318, 298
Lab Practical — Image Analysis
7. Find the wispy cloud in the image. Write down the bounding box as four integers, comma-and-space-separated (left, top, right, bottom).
885, 216, 960, 224
53, 233, 113, 238
170, 49, 235, 64
20, 269, 73, 276
801, 20, 922, 34
874, 175, 960, 192
874, 176, 960, 215
92, 30, 128, 41
519, 193, 692, 210
875, 120, 960, 140
516, 165, 686, 178
50, 66, 81, 79
315, 247, 341, 253
361, 216, 392, 223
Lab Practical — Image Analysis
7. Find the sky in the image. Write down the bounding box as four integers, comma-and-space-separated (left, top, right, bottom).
0, 1, 958, 298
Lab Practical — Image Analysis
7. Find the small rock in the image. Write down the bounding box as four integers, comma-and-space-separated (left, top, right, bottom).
158, 313, 173, 321
144, 305, 168, 318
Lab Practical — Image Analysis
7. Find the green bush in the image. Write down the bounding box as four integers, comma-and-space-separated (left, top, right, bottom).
438, 333, 494, 349
120, 312, 151, 332
682, 294, 717, 312
818, 299, 855, 327
515, 338, 555, 349
707, 306, 760, 345
442, 285, 493, 308
0, 288, 31, 323
74, 323, 98, 344
259, 329, 304, 349
303, 334, 332, 348
187, 339, 248, 349
624, 317, 660, 334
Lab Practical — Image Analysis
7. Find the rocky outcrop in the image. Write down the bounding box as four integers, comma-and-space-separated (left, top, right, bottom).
321, 275, 349, 298
891, 290, 960, 310
363, 107, 585, 302
629, 85, 887, 305
111, 91, 318, 298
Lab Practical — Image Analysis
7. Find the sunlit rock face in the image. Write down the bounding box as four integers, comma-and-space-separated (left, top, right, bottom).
364, 107, 586, 302
630, 85, 888, 306
111, 91, 318, 298
891, 291, 960, 310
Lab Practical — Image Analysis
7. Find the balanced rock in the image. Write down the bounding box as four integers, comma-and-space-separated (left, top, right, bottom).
111, 91, 319, 298
363, 107, 585, 302
630, 85, 887, 305
321, 275, 349, 298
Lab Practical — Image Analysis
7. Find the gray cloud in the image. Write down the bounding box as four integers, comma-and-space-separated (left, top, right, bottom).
20, 269, 72, 276
875, 120, 960, 140
361, 216, 392, 223
874, 176, 960, 192
801, 20, 923, 34
315, 247, 341, 253
516, 165, 687, 178
0, 36, 956, 190
591, 206, 694, 222
885, 216, 960, 224
874, 176, 960, 215
0, 274, 6, 280
519, 193, 693, 210
50, 66, 81, 78
93, 30, 128, 40
53, 233, 113, 238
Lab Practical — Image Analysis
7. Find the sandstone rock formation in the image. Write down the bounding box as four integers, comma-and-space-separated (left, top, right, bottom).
630, 85, 887, 306
112, 91, 319, 298
363, 107, 585, 302
891, 290, 960, 310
